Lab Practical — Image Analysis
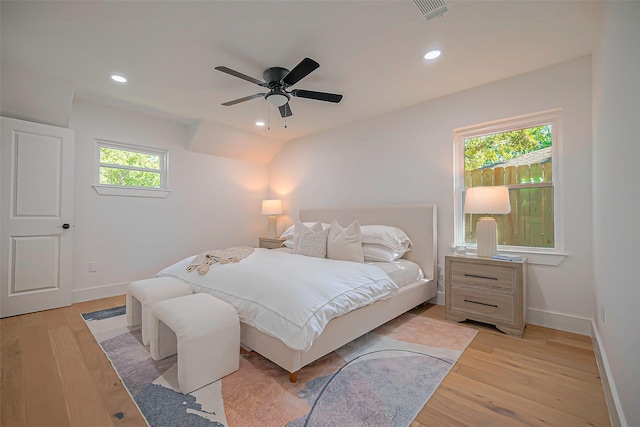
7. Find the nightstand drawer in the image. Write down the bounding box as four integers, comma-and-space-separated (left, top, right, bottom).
451, 288, 514, 322
451, 262, 514, 293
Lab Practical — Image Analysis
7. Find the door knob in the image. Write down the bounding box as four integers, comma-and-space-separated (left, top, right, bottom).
62, 223, 70, 229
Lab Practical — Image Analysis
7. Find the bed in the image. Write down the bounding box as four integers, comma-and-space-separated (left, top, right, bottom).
158, 204, 437, 382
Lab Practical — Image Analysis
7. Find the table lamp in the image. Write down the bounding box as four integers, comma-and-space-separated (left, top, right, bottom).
464, 186, 511, 257
261, 199, 283, 238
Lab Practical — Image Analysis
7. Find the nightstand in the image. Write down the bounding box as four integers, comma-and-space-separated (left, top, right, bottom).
445, 255, 527, 337
258, 237, 286, 249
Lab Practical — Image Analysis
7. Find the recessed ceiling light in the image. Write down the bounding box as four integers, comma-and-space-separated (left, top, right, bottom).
423, 49, 441, 60
256, 121, 265, 127
111, 74, 127, 83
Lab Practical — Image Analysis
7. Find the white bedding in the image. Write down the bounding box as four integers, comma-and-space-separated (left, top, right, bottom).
367, 259, 424, 287
156, 248, 398, 351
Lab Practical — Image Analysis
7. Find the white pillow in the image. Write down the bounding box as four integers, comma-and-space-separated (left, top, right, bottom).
293, 221, 322, 250
280, 222, 329, 240
293, 221, 329, 258
362, 243, 410, 262
327, 220, 364, 263
360, 225, 413, 252
282, 239, 294, 249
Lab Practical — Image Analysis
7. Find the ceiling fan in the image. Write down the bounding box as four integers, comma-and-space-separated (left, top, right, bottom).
215, 58, 342, 118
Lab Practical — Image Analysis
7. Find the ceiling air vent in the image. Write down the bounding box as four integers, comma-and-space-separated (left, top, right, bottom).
413, 0, 448, 21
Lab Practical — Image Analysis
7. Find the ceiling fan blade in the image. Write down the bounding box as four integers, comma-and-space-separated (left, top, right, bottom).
291, 89, 343, 103
282, 58, 319, 86
221, 93, 265, 106
279, 103, 292, 118
215, 66, 266, 87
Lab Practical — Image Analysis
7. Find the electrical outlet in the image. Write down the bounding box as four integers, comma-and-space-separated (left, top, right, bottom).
437, 265, 444, 283
89, 261, 97, 273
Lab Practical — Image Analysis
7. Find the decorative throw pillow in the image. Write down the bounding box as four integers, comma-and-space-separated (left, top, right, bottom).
327, 220, 364, 262
293, 221, 329, 258
293, 221, 323, 251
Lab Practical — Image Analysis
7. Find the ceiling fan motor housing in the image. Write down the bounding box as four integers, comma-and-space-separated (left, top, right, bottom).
263, 67, 289, 88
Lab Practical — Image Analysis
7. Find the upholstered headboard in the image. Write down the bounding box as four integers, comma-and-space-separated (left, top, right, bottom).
300, 204, 437, 281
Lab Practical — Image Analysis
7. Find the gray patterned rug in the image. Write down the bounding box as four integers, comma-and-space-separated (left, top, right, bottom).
83, 306, 476, 426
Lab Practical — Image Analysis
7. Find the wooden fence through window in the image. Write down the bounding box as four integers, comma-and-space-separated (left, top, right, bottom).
465, 161, 554, 248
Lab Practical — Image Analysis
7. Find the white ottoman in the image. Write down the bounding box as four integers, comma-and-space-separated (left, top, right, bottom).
150, 293, 240, 393
126, 277, 193, 346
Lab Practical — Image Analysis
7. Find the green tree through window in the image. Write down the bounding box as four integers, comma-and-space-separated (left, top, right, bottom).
98, 143, 166, 189
464, 126, 552, 170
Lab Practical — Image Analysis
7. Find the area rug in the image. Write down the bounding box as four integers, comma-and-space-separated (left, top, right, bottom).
83, 306, 477, 427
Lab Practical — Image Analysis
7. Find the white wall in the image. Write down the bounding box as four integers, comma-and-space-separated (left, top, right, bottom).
69, 99, 268, 300
270, 56, 594, 332
592, 2, 640, 426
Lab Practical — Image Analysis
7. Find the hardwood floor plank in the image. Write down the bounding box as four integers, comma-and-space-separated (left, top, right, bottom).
417, 394, 479, 426
441, 372, 608, 426
454, 363, 610, 425
48, 325, 115, 427
74, 324, 146, 426
470, 331, 600, 374
461, 346, 605, 392
1, 315, 25, 426
491, 347, 604, 386
20, 311, 43, 328
22, 324, 70, 427
1, 336, 25, 426
424, 384, 525, 426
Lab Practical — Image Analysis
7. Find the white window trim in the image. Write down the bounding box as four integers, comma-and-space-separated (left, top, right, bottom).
93, 140, 170, 198
453, 109, 567, 266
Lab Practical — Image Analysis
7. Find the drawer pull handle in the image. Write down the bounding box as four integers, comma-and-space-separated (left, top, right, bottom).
464, 273, 498, 281
464, 299, 498, 308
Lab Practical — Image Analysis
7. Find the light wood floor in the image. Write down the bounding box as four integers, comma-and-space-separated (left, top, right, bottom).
1, 297, 610, 427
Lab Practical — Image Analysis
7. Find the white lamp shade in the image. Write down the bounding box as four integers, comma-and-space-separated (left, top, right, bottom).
464, 186, 511, 214
261, 199, 283, 216
266, 92, 289, 107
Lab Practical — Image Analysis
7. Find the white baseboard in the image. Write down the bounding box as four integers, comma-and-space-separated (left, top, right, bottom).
591, 321, 626, 427
431, 291, 445, 306
526, 307, 592, 335
72, 282, 128, 303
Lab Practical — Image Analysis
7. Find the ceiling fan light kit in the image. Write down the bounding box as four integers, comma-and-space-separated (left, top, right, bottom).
265, 88, 290, 107
215, 57, 342, 119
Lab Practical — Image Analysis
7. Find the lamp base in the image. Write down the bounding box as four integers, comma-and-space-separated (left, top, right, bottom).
476, 216, 497, 257
267, 215, 278, 238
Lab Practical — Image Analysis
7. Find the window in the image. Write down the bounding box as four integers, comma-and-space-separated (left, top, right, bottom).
454, 110, 565, 263
93, 141, 169, 198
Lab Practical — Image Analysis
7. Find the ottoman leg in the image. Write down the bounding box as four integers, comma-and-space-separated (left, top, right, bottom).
151, 318, 178, 361
126, 293, 142, 328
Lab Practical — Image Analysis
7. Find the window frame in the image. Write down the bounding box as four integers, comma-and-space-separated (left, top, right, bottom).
92, 140, 170, 198
453, 109, 566, 265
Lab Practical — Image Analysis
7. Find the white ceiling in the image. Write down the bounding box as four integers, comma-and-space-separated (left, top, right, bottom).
1, 1, 602, 143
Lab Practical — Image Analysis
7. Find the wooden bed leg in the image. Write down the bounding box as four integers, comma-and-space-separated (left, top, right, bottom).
289, 371, 298, 383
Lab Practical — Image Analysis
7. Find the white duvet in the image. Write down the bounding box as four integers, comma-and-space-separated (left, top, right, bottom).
156, 248, 398, 351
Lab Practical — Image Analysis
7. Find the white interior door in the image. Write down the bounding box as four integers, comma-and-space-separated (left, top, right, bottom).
1, 117, 75, 317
